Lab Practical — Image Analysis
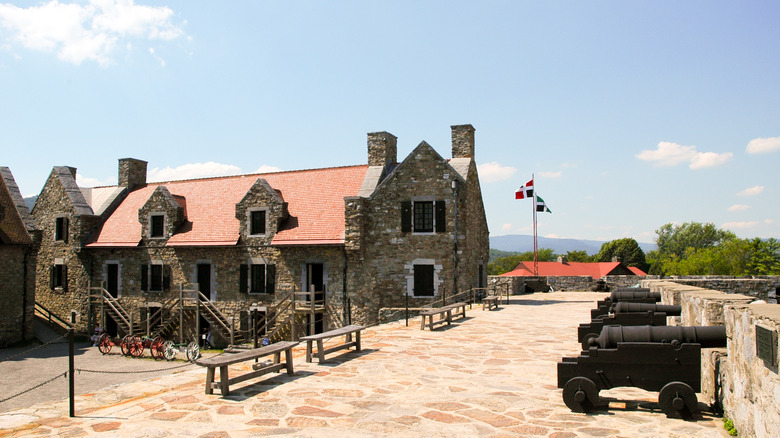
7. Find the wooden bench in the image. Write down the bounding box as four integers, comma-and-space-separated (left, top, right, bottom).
299, 324, 365, 363
420, 302, 467, 330
447, 302, 468, 319
482, 295, 500, 310
195, 341, 298, 396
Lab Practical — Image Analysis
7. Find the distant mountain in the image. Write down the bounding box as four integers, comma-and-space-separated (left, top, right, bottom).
24, 195, 37, 211
490, 234, 657, 255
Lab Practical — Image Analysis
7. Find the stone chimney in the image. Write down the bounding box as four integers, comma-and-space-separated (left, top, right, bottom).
367, 131, 397, 168
557, 255, 568, 264
451, 124, 475, 158
118, 158, 148, 190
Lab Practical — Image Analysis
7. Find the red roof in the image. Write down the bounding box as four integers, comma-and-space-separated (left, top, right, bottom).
499, 261, 647, 278
87, 165, 368, 247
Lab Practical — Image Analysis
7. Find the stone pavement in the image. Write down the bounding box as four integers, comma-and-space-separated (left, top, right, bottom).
0, 292, 727, 437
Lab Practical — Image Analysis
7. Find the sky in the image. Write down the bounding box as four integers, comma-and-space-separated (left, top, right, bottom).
1, 1, 778, 244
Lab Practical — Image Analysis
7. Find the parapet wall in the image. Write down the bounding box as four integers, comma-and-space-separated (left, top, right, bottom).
643, 279, 779, 438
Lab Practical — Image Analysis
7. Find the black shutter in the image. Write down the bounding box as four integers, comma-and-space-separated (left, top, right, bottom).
401, 201, 412, 233
266, 264, 276, 294
435, 200, 446, 233
49, 266, 54, 289
62, 218, 69, 243
239, 264, 248, 293
62, 265, 68, 292
141, 264, 148, 292
163, 265, 171, 291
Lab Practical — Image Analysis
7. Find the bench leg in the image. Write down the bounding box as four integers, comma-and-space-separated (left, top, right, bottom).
420, 315, 426, 330
219, 366, 229, 396
306, 340, 313, 363
205, 367, 215, 395
316, 339, 326, 363
355, 331, 361, 352
284, 348, 295, 374
446, 310, 452, 325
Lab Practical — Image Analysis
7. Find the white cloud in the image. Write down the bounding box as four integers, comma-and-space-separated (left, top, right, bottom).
148, 162, 242, 182
477, 161, 516, 183
689, 151, 733, 169
538, 170, 562, 178
544, 233, 559, 238
637, 141, 732, 169
636, 141, 697, 166
255, 165, 283, 174
738, 185, 764, 196
721, 221, 759, 230
0, 0, 185, 67
76, 174, 113, 187
727, 204, 750, 212
746, 136, 780, 154
501, 223, 513, 231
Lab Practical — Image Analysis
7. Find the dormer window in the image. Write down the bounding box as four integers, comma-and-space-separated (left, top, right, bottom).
55, 216, 69, 242
248, 208, 267, 236
150, 214, 165, 238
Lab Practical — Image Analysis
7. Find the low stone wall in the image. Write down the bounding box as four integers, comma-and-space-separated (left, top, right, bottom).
664, 276, 778, 302
643, 279, 779, 437
487, 276, 549, 295
722, 303, 780, 438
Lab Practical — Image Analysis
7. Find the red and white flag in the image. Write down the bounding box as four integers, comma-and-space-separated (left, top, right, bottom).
515, 179, 534, 199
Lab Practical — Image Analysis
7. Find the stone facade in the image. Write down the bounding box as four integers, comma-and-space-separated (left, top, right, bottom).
0, 167, 38, 345
643, 279, 780, 437
31, 124, 490, 335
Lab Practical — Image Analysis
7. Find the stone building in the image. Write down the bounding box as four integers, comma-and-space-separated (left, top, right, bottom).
31, 124, 489, 340
0, 167, 38, 345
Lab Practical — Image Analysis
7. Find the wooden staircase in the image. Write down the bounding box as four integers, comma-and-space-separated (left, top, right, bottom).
88, 287, 141, 336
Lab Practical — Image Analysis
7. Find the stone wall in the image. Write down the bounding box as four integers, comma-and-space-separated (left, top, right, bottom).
664, 276, 778, 302
0, 245, 35, 345
644, 279, 779, 437
721, 303, 780, 438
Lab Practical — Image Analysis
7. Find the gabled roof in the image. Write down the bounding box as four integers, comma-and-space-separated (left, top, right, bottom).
52, 167, 95, 217
0, 166, 35, 244
87, 165, 368, 247
500, 261, 647, 278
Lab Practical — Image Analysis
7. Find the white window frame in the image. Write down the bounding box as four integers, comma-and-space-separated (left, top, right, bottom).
404, 258, 443, 298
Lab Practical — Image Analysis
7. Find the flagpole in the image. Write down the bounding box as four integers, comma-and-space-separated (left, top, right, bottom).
532, 173, 538, 276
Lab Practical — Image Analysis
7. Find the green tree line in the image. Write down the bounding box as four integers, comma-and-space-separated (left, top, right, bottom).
488, 222, 780, 276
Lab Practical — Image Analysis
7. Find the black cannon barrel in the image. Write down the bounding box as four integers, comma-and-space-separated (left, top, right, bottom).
591, 325, 727, 349
609, 289, 660, 303
611, 302, 682, 316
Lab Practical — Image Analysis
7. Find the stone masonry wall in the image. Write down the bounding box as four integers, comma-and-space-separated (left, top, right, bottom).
664, 276, 778, 302
0, 246, 34, 345
644, 279, 779, 437
722, 303, 780, 438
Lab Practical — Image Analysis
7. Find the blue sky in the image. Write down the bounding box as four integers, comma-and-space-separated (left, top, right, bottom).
1, 1, 778, 244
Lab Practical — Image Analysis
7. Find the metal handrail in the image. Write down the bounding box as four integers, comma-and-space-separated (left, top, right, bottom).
34, 301, 74, 329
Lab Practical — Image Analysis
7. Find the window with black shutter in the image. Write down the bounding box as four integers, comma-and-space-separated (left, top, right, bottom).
241, 263, 276, 294
150, 264, 163, 291
141, 264, 148, 291
435, 200, 446, 233
401, 201, 412, 232
413, 264, 434, 297
51, 263, 68, 291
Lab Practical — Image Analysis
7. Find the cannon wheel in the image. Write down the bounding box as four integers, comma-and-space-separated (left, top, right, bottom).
162, 341, 176, 361
580, 333, 598, 351
659, 381, 698, 419
150, 336, 166, 360
563, 377, 599, 413
120, 335, 133, 356
127, 335, 144, 358
186, 341, 201, 362
97, 334, 112, 354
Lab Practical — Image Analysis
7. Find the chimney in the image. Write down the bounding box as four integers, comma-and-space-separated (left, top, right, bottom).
367, 131, 397, 168
557, 255, 568, 264
118, 158, 148, 190
451, 124, 475, 158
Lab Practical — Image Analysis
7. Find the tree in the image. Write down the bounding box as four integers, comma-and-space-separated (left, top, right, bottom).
594, 238, 649, 272
487, 248, 557, 275
565, 250, 592, 263
655, 222, 735, 258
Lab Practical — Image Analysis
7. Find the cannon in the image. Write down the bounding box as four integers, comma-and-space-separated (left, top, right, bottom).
577, 303, 682, 350
590, 288, 661, 319
558, 325, 727, 419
